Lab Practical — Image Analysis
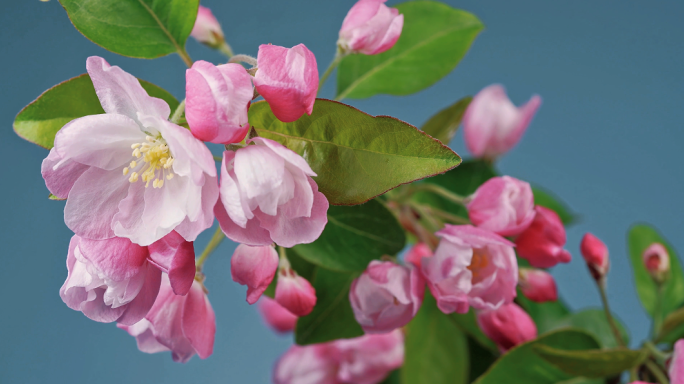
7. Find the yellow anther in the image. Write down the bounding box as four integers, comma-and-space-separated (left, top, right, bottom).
123, 167, 129, 176
167, 173, 174, 180
131, 143, 141, 149
129, 172, 139, 183
130, 161, 137, 168
127, 135, 175, 188
133, 148, 141, 158
146, 136, 155, 142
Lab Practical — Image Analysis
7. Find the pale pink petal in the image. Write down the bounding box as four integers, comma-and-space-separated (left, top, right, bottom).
182, 281, 216, 359
258, 297, 298, 333
148, 231, 196, 296
118, 320, 170, 354
215, 200, 273, 246
190, 6, 224, 46
251, 137, 316, 177
157, 119, 216, 179
117, 262, 162, 326
77, 236, 148, 281
41, 148, 88, 199
234, 144, 289, 216
273, 344, 340, 384
231, 244, 279, 304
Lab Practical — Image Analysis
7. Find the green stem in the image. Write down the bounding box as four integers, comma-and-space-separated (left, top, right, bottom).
213, 155, 223, 162
409, 201, 441, 233
645, 341, 671, 362
424, 205, 471, 225
196, 227, 225, 271
645, 359, 670, 384
411, 183, 467, 206
318, 50, 345, 96
218, 41, 234, 58
228, 54, 257, 67
170, 99, 186, 124
178, 48, 194, 68
597, 280, 627, 347
653, 284, 665, 338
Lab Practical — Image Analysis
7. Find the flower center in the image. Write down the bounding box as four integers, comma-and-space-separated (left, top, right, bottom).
467, 248, 490, 281
123, 135, 175, 188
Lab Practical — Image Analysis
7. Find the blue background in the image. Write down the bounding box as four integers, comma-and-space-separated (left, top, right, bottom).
1, 0, 683, 383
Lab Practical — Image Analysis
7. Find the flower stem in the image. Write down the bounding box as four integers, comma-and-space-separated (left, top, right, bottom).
318, 49, 345, 96
170, 99, 186, 124
196, 227, 225, 271
645, 341, 671, 362
228, 54, 257, 67
410, 183, 467, 206
178, 48, 194, 68
653, 284, 665, 338
645, 359, 670, 384
597, 279, 626, 347
218, 41, 234, 58
421, 205, 471, 225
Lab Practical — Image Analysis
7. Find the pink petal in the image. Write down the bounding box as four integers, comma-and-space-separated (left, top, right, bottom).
258, 297, 298, 333
148, 231, 196, 296
190, 6, 224, 46
215, 200, 273, 246
251, 137, 316, 177
182, 281, 216, 359
117, 262, 163, 326
76, 236, 149, 281
41, 148, 88, 199
231, 244, 279, 304
276, 272, 317, 317
118, 320, 170, 354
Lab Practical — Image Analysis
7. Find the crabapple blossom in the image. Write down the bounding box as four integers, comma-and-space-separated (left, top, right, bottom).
515, 206, 571, 268
643, 242, 670, 284
338, 0, 404, 55
42, 56, 218, 246
214, 137, 329, 248
477, 303, 537, 352
231, 244, 279, 304
273, 344, 340, 384
518, 268, 557, 303
258, 297, 298, 334
463, 84, 541, 160
190, 6, 225, 48
580, 233, 610, 281
275, 257, 317, 317
421, 225, 518, 314
466, 176, 535, 237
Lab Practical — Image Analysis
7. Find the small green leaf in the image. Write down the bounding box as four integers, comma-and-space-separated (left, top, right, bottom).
295, 268, 363, 345
403, 293, 469, 384
534, 345, 647, 378
421, 97, 472, 144
249, 99, 461, 205
532, 186, 577, 225
48, 193, 66, 201
14, 74, 179, 149
59, 0, 198, 59
627, 224, 684, 317
293, 200, 405, 272
449, 310, 498, 353
336, 1, 483, 99
545, 309, 630, 349
472, 329, 601, 384
657, 306, 684, 343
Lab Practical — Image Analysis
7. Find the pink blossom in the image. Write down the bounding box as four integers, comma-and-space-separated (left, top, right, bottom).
42, 56, 218, 246
185, 61, 253, 144
466, 176, 535, 237
404, 242, 433, 268
477, 303, 537, 352
275, 260, 317, 317
515, 206, 571, 268
146, 230, 196, 296
349, 260, 424, 333
60, 235, 162, 325
643, 243, 670, 283
258, 296, 298, 334
231, 244, 279, 304
119, 276, 215, 363
253, 44, 318, 123
422, 225, 518, 314
580, 233, 610, 280
463, 84, 541, 160
335, 330, 404, 384
273, 344, 340, 384
190, 6, 224, 48
670, 339, 684, 384
338, 0, 404, 55
519, 268, 557, 303
214, 138, 329, 247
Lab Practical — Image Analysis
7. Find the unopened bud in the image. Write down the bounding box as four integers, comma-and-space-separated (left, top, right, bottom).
643, 243, 670, 285
519, 268, 558, 303
580, 233, 610, 281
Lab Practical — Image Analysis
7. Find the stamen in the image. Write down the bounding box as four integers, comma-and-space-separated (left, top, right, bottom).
129, 172, 139, 183
130, 161, 137, 168
126, 135, 175, 188
131, 143, 141, 149
123, 167, 129, 175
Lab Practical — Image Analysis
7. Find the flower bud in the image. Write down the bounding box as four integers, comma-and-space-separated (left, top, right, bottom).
643, 243, 670, 284
476, 303, 537, 352
185, 61, 253, 144
404, 242, 433, 267
273, 344, 340, 384
580, 233, 610, 281
190, 6, 225, 48
231, 244, 279, 304
253, 44, 318, 123
515, 206, 572, 268
275, 259, 317, 317
463, 84, 541, 160
338, 0, 404, 55
258, 296, 298, 334
519, 268, 557, 303
335, 330, 404, 384
466, 176, 535, 237
349, 260, 424, 333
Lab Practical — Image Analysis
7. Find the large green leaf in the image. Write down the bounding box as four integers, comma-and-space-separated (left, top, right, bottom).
336, 1, 483, 99
14, 74, 179, 149
532, 186, 577, 225
421, 97, 472, 144
467, 337, 497, 382
293, 200, 406, 272
627, 224, 684, 317
249, 99, 461, 205
473, 329, 601, 384
295, 268, 363, 345
403, 293, 469, 384
546, 309, 630, 349
59, 0, 198, 59
534, 345, 647, 378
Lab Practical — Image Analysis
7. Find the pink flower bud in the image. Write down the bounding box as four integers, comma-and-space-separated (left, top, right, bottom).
335, 330, 404, 384
519, 268, 557, 303
185, 61, 253, 144
580, 233, 610, 281
190, 6, 224, 48
669, 339, 684, 384
338, 0, 404, 55
258, 296, 298, 334
273, 344, 340, 384
253, 44, 318, 123
476, 303, 537, 352
643, 243, 670, 284
349, 260, 424, 333
231, 244, 279, 305
466, 176, 535, 237
464, 84, 541, 160
423, 225, 518, 314
275, 262, 317, 317
515, 206, 572, 268
118, 276, 216, 363
404, 242, 433, 267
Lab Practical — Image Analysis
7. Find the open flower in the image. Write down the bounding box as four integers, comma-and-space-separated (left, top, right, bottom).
42, 56, 218, 246
214, 137, 329, 247
338, 0, 404, 55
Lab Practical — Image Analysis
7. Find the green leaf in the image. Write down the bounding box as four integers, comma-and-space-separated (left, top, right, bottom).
295, 268, 363, 345
379, 370, 401, 384
545, 309, 630, 349
516, 289, 571, 334
59, 0, 198, 59
249, 99, 461, 205
657, 306, 684, 343
534, 345, 647, 378
403, 293, 469, 384
532, 186, 577, 225
14, 74, 179, 149
421, 97, 472, 144
467, 337, 497, 382
293, 200, 405, 272
48, 193, 66, 201
472, 329, 601, 384
449, 310, 498, 353
628, 224, 684, 317
336, 1, 483, 99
